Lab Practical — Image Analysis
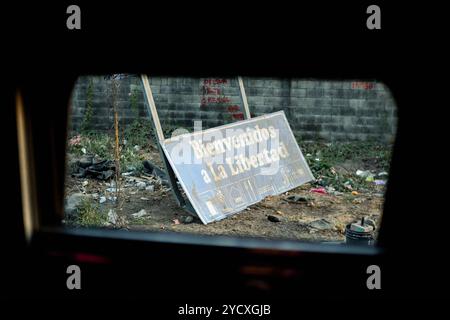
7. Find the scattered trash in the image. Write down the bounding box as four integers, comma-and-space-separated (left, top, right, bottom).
65, 136, 389, 240
132, 209, 148, 218
65, 193, 89, 218
343, 181, 353, 190
268, 215, 281, 223
310, 187, 327, 194
143, 160, 169, 182
72, 157, 115, 180
361, 217, 377, 230
356, 170, 371, 178
81, 148, 87, 154
308, 218, 333, 231
136, 181, 146, 190
284, 194, 310, 204
107, 209, 118, 225
180, 215, 194, 224
126, 165, 137, 172
78, 154, 94, 168
356, 169, 376, 183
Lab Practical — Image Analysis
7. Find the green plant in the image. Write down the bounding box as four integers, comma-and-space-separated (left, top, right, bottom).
81, 78, 94, 133
299, 140, 392, 192
119, 146, 146, 171
124, 118, 154, 147
76, 198, 107, 227
130, 86, 141, 119
68, 134, 114, 158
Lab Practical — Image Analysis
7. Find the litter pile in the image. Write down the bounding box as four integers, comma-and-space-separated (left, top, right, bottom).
356, 170, 387, 186
71, 154, 115, 180
64, 138, 390, 242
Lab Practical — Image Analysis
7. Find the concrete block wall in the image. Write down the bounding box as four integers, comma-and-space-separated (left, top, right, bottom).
69, 75, 397, 142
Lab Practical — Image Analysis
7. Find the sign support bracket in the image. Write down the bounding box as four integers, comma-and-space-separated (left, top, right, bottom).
238, 76, 251, 120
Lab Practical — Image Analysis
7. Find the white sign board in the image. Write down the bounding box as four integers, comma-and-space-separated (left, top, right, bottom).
161, 111, 314, 224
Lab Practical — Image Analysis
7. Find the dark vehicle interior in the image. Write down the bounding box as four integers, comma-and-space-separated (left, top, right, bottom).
2, 2, 447, 303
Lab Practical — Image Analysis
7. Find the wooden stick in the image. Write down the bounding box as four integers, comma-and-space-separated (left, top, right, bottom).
238, 76, 251, 120
141, 74, 165, 141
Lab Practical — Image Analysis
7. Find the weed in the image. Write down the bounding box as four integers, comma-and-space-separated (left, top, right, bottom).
80, 78, 94, 133
76, 198, 107, 227
124, 118, 153, 147
300, 141, 392, 192
68, 134, 113, 158
130, 216, 150, 225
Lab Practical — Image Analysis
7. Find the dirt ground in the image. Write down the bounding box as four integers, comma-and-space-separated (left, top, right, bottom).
64, 148, 386, 243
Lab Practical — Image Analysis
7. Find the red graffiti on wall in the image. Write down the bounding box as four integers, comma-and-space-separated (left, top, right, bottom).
351, 82, 375, 90
201, 96, 231, 105
203, 79, 228, 85
232, 113, 244, 120
227, 105, 240, 113
200, 78, 243, 121
201, 79, 226, 107
206, 86, 221, 95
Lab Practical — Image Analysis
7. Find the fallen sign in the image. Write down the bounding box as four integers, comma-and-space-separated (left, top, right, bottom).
161, 111, 315, 224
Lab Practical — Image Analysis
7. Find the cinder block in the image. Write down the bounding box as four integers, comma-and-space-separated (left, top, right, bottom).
291, 88, 306, 98
273, 88, 291, 97
248, 96, 265, 105
305, 88, 325, 98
